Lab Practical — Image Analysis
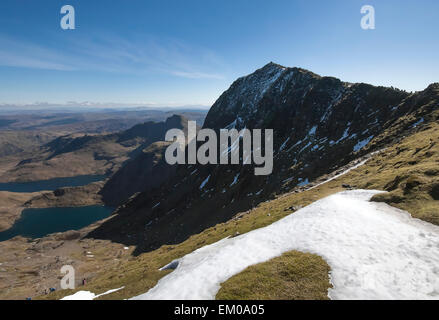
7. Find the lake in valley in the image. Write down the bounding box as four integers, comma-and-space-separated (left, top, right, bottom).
0, 206, 113, 242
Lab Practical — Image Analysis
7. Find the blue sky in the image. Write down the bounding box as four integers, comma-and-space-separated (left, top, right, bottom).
0, 0, 438, 107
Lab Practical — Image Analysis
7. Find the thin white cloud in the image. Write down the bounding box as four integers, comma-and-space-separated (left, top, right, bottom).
0, 52, 73, 71
0, 35, 75, 71
69, 33, 227, 79
0, 33, 227, 80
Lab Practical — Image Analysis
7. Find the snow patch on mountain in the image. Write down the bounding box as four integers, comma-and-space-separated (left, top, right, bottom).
297, 178, 310, 187
230, 173, 240, 187
62, 287, 125, 300
412, 117, 424, 128
278, 137, 290, 152
131, 190, 439, 300
223, 63, 286, 113
199, 175, 211, 190
308, 126, 317, 136
336, 123, 351, 144
353, 136, 374, 152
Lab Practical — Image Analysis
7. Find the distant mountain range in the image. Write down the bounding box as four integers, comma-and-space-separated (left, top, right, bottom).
0, 113, 198, 183
0, 102, 210, 113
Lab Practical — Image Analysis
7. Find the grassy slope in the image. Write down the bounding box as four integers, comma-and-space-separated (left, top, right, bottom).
216, 251, 331, 300
43, 121, 439, 300
368, 126, 439, 224
217, 122, 439, 299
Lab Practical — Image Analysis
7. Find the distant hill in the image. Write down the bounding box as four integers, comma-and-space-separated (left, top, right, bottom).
0, 109, 206, 160
0, 114, 191, 184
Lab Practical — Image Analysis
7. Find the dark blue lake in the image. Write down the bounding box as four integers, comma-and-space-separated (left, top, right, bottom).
0, 206, 113, 242
0, 175, 106, 193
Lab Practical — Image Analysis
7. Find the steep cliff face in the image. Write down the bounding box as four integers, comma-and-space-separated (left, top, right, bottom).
99, 115, 190, 207
88, 63, 439, 255
99, 141, 175, 207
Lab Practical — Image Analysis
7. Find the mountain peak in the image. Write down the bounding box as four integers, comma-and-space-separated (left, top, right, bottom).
204, 63, 327, 129
262, 61, 286, 69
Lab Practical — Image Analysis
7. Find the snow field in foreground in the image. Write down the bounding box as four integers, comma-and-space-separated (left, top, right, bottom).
132, 190, 439, 300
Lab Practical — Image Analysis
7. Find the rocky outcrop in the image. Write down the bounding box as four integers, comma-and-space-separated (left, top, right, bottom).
23, 182, 105, 209
99, 141, 175, 207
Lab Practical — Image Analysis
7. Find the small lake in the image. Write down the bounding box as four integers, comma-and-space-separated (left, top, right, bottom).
0, 206, 113, 242
0, 175, 107, 193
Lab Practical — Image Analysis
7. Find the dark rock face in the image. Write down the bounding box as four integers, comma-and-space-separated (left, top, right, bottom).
99, 141, 175, 207
430, 184, 439, 200
88, 63, 439, 255
53, 189, 66, 197
98, 115, 191, 206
